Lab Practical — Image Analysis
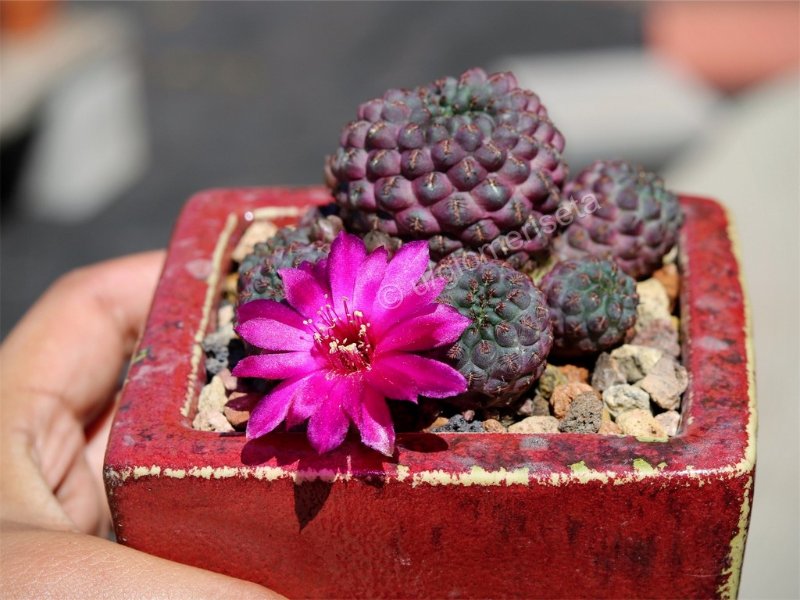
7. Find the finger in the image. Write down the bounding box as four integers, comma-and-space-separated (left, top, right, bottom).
0, 250, 165, 423
0, 252, 164, 532
1, 524, 283, 599
28, 383, 116, 535
54, 445, 106, 536
0, 389, 102, 532
83, 397, 117, 534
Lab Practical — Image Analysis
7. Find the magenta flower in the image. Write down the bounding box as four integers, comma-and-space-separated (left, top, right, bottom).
232, 231, 470, 456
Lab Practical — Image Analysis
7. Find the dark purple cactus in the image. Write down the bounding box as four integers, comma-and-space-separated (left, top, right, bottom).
326, 68, 569, 263
553, 160, 682, 279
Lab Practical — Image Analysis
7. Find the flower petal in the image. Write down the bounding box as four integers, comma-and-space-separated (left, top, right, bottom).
279, 268, 330, 319
394, 275, 448, 319
232, 352, 320, 380
236, 299, 305, 329
371, 277, 449, 337
352, 247, 388, 317
306, 376, 353, 454
310, 257, 329, 283
286, 371, 329, 428
356, 386, 395, 456
236, 318, 312, 351
376, 304, 471, 353
246, 375, 306, 439
364, 366, 419, 402
328, 232, 367, 310
383, 241, 430, 290
370, 241, 430, 319
373, 352, 467, 398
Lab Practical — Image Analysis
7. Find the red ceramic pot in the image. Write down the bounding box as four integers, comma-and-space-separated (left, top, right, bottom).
104, 187, 756, 599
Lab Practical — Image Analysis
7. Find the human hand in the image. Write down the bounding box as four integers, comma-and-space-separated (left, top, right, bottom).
0, 252, 278, 598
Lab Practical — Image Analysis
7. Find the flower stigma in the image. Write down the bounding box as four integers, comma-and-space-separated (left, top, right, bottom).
305, 298, 373, 373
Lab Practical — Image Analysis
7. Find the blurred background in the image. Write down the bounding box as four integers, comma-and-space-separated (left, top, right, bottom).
1, 1, 797, 596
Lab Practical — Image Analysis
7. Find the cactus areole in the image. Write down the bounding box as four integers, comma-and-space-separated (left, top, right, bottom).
105, 187, 755, 599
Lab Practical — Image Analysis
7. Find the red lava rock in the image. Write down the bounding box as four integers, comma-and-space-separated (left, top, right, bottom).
598, 419, 622, 436
482, 419, 507, 433
653, 263, 680, 312
550, 382, 596, 419
223, 405, 250, 431
558, 364, 590, 384
599, 407, 622, 436
223, 391, 260, 431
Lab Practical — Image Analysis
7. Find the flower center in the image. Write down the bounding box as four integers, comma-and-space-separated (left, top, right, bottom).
306, 300, 373, 373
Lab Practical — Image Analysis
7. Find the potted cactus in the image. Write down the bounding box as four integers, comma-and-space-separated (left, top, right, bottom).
105, 69, 755, 599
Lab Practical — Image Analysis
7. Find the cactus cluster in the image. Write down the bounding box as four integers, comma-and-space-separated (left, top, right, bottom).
237, 209, 342, 304
233, 67, 683, 414
434, 253, 553, 407
539, 256, 638, 358
326, 68, 567, 257
554, 160, 683, 279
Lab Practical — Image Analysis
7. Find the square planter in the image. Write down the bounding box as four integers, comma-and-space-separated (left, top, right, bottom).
104, 186, 756, 599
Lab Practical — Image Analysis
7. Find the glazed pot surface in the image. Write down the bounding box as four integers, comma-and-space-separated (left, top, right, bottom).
105, 187, 755, 599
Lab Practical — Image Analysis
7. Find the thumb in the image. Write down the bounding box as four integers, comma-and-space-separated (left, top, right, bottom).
0, 250, 166, 424
1, 523, 284, 599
